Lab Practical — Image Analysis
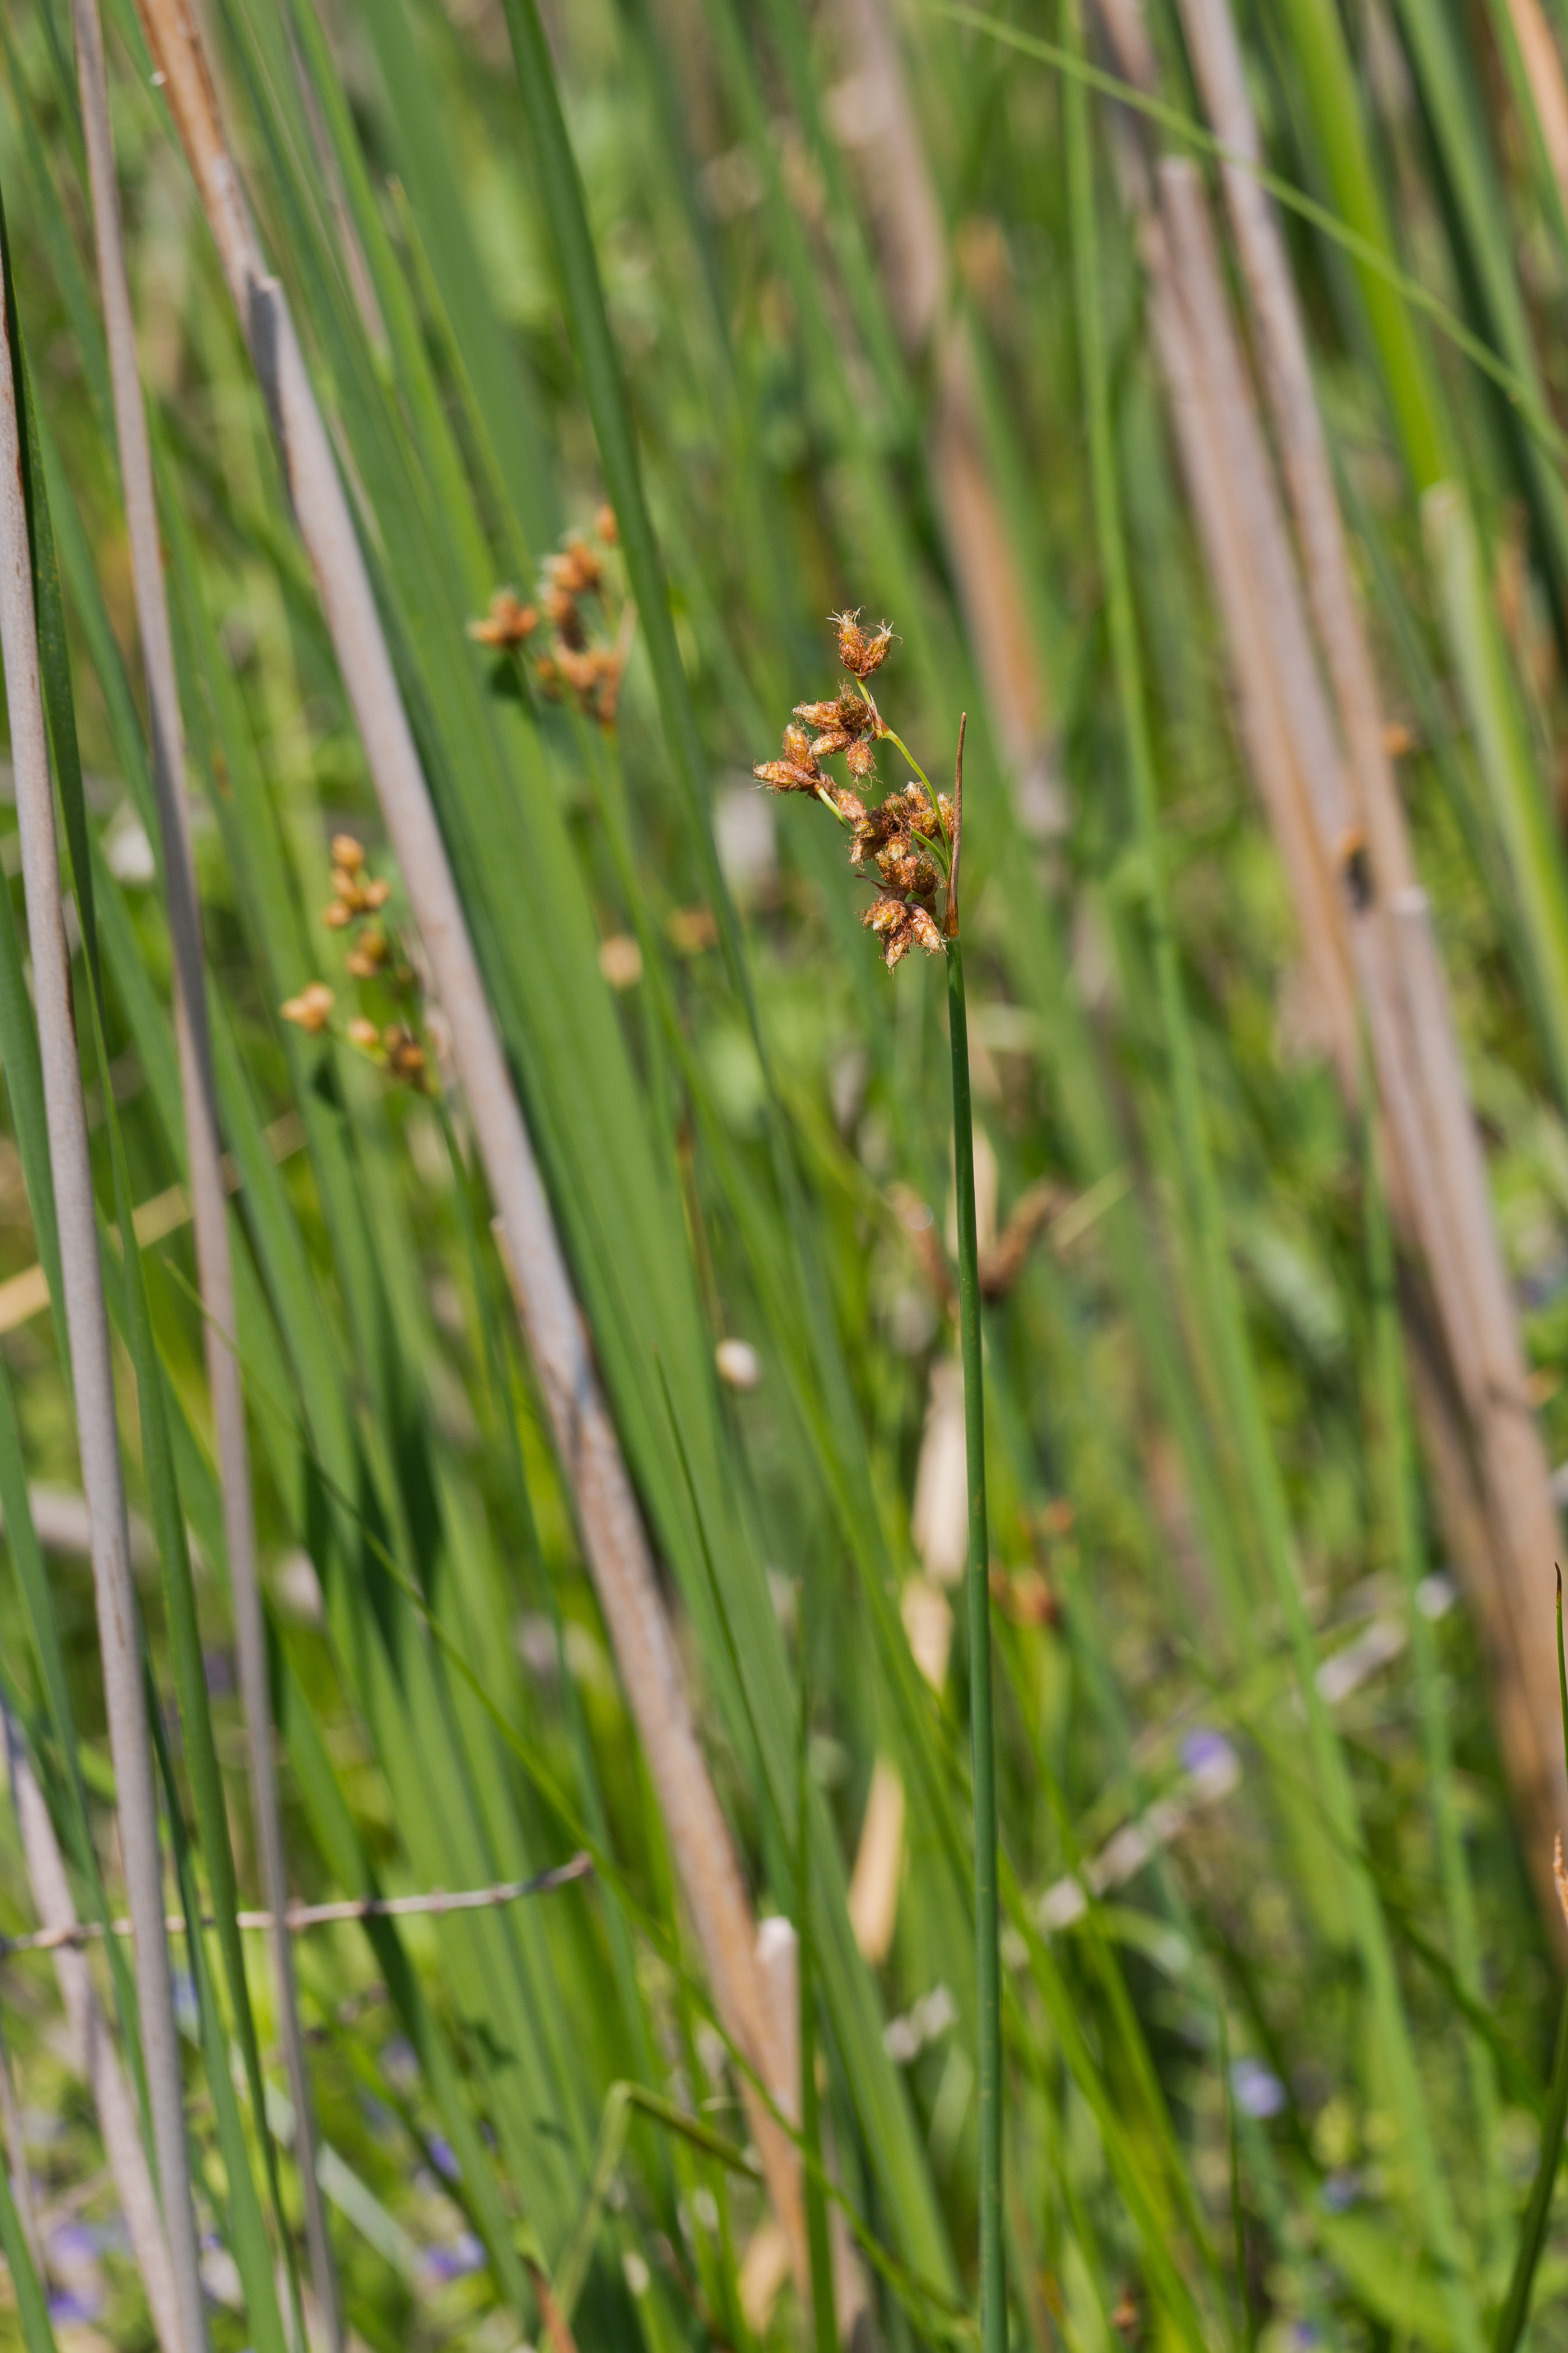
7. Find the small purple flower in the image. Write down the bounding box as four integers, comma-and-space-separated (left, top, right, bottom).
48, 2290, 104, 2325
203, 1647, 237, 1698
173, 1970, 199, 2035
429, 2133, 460, 2183
1320, 2170, 1361, 2212
1230, 2057, 1287, 2118
1181, 1729, 1240, 1797
381, 2035, 418, 2091
423, 2233, 485, 2282
48, 2222, 100, 2266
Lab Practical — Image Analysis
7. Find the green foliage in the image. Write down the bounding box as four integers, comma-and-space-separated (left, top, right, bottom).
3, 0, 1568, 2345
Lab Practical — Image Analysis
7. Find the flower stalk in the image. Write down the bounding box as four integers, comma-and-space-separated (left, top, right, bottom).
756, 626, 1004, 2349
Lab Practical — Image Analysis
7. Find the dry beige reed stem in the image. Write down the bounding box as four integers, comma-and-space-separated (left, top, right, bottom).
825, 0, 1058, 832
68, 2, 342, 2336
0, 277, 208, 2352
1, 1700, 183, 2353
0, 1854, 594, 1957
1095, 0, 1568, 1910
1142, 200, 1358, 1084
1169, 0, 1568, 1918
1156, 156, 1565, 1899
1506, 0, 1568, 211
132, 0, 805, 2279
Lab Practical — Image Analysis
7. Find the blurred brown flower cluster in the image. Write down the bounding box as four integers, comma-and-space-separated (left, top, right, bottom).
280, 834, 427, 1088
468, 507, 625, 725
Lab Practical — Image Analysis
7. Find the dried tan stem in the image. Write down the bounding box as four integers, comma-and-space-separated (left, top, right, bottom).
1170, 0, 1567, 1920
825, 0, 1057, 828
0, 250, 207, 2353
1094, 0, 1568, 1910
1143, 181, 1359, 1090
133, 0, 803, 2275
1, 1700, 183, 2353
1506, 0, 1568, 213
68, 3, 341, 2334
0, 1855, 594, 1957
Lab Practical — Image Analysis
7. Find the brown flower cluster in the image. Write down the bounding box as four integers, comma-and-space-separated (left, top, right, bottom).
281, 981, 334, 1034
322, 833, 392, 980
346, 1019, 426, 1085
468, 508, 625, 725
831, 610, 894, 679
467, 587, 537, 649
280, 835, 427, 1087
753, 611, 953, 969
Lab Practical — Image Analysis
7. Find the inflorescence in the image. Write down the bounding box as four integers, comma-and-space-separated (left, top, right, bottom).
753, 610, 960, 969
468, 507, 625, 726
280, 834, 428, 1087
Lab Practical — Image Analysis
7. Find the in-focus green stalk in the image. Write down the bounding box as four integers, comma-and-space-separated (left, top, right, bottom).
753, 625, 1002, 2338
946, 909, 1006, 2353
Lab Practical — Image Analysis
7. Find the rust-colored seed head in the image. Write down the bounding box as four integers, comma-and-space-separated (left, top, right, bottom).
345, 926, 389, 979
556, 647, 601, 697
382, 1025, 427, 1086
545, 587, 586, 648
832, 609, 894, 678
347, 1017, 382, 1053
594, 503, 619, 545
281, 982, 334, 1033
331, 833, 366, 874
322, 900, 353, 930
757, 608, 952, 972
755, 758, 821, 795
468, 588, 538, 649
361, 878, 392, 909
550, 539, 603, 598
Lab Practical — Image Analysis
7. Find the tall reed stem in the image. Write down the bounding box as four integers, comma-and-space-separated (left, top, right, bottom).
0, 239, 208, 2353
135, 0, 804, 2278
67, 7, 340, 2338
1, 1695, 182, 2353
944, 725, 1004, 2353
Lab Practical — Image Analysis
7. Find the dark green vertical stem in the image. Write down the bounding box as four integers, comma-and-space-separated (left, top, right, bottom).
947, 935, 1004, 2353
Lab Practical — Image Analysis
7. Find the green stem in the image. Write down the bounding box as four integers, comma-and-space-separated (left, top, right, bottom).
1492, 1575, 1568, 2351
947, 935, 1004, 2353
878, 720, 950, 847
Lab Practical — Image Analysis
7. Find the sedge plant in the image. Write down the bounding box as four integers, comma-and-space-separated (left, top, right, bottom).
755, 613, 1004, 2351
